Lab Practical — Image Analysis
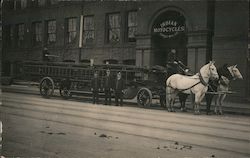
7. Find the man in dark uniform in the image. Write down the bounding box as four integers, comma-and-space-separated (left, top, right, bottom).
167, 49, 189, 76
167, 49, 178, 75
113, 72, 125, 106
91, 71, 101, 104
103, 69, 113, 105
42, 47, 50, 62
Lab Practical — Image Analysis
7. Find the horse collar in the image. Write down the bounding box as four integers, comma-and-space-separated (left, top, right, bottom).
198, 72, 208, 86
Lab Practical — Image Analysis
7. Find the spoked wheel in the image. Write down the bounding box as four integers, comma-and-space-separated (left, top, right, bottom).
39, 77, 54, 98
59, 79, 72, 99
137, 88, 152, 107
59, 86, 71, 99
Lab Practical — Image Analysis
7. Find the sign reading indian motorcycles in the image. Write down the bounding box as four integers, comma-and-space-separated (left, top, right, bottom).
153, 20, 185, 38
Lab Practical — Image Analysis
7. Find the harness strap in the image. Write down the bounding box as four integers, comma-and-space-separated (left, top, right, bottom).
198, 72, 208, 86
167, 81, 201, 92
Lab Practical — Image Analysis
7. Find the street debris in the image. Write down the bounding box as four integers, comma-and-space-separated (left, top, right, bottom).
155, 142, 193, 151
97, 133, 118, 139
99, 134, 107, 138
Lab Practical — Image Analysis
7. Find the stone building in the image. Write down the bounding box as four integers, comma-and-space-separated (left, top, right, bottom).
2, 0, 249, 101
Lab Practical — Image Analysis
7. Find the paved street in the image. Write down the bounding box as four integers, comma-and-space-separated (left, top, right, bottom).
1, 92, 250, 158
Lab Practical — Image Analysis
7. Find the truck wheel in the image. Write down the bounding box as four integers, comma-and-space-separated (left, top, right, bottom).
137, 88, 152, 107
59, 79, 72, 99
40, 77, 54, 98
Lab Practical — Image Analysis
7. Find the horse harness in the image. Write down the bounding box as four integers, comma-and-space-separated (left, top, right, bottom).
207, 65, 234, 92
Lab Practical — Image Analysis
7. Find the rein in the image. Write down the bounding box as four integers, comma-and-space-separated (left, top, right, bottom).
167, 75, 202, 92
198, 72, 208, 86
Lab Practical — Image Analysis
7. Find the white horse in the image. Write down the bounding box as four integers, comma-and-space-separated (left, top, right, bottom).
214, 65, 243, 114
166, 61, 219, 114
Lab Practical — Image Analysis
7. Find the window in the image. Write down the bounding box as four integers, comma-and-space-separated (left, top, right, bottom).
47, 20, 56, 44
21, 0, 27, 9
9, 1, 15, 10
17, 24, 25, 47
32, 22, 42, 45
107, 13, 121, 43
4, 25, 15, 48
66, 17, 77, 43
38, 0, 46, 6
47, 0, 58, 5
14, 0, 21, 10
127, 11, 137, 42
10, 26, 15, 47
83, 16, 94, 44
0, 25, 2, 41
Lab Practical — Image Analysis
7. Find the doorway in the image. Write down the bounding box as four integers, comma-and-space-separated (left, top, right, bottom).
151, 10, 187, 66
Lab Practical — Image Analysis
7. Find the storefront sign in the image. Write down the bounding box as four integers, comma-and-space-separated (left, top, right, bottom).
153, 20, 185, 38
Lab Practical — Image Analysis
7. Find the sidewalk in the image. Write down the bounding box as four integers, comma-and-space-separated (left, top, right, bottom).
1, 80, 250, 116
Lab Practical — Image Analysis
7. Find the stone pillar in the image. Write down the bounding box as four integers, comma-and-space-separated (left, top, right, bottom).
187, 30, 212, 72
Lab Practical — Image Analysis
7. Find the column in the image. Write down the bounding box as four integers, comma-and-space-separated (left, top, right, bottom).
187, 30, 212, 72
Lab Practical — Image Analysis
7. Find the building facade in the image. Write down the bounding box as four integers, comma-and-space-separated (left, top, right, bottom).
2, 0, 249, 101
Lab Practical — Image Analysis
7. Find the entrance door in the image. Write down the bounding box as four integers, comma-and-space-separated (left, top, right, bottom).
151, 10, 187, 66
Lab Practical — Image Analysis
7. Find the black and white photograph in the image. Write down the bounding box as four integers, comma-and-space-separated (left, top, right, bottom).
0, 0, 250, 157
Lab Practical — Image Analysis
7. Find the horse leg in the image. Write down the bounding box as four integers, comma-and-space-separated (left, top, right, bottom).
166, 87, 176, 112
179, 93, 186, 112
205, 93, 214, 115
219, 94, 226, 115
197, 93, 205, 114
190, 93, 195, 111
194, 94, 200, 115
170, 92, 177, 112
214, 94, 220, 115
182, 94, 188, 112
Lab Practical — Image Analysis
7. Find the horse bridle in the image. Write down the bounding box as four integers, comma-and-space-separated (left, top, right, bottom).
198, 64, 215, 86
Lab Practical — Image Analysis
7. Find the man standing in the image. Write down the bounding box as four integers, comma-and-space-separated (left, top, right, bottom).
113, 72, 125, 106
103, 69, 113, 105
91, 71, 100, 104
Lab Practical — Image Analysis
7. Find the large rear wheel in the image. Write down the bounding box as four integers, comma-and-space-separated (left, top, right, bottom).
137, 88, 152, 107
39, 77, 54, 98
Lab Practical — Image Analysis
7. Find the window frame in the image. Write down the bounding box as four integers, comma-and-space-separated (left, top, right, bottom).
127, 10, 137, 43
106, 12, 121, 44
32, 21, 43, 46
46, 19, 56, 45
83, 15, 95, 45
65, 17, 77, 44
